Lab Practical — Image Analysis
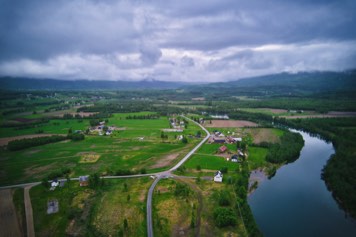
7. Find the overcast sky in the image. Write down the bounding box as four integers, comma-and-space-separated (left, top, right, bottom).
0, 0, 355, 82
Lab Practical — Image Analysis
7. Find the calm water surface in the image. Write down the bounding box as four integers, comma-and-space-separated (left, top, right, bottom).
248, 131, 356, 237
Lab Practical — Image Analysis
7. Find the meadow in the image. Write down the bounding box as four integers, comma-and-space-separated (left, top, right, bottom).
30, 177, 152, 237
0, 112, 202, 185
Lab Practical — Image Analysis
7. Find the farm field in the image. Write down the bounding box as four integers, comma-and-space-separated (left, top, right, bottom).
205, 120, 258, 128
30, 177, 152, 237
153, 178, 247, 237
0, 119, 90, 138
0, 112, 202, 186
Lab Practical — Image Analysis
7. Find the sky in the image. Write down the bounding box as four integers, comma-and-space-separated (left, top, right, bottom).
0, 0, 355, 82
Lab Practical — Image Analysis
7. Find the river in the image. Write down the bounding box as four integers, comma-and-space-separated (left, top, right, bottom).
248, 130, 356, 237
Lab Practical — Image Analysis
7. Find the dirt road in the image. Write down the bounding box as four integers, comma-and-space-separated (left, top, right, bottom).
0, 189, 22, 237
24, 185, 35, 237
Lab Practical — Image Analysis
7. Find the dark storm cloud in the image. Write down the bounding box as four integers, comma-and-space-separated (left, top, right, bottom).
0, 0, 355, 81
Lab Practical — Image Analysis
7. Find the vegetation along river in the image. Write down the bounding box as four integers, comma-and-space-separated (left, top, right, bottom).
248, 130, 356, 237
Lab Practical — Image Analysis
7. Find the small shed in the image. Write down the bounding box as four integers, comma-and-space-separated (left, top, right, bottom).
214, 171, 223, 182
219, 145, 227, 153
79, 176, 89, 186
231, 154, 239, 163
47, 199, 59, 214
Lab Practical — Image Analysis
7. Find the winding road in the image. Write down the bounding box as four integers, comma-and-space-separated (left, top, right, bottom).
146, 115, 210, 237
0, 115, 211, 237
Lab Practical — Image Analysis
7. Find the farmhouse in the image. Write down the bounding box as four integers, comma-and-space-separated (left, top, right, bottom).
214, 171, 223, 182
79, 176, 89, 186
213, 137, 226, 144
50, 180, 59, 190
227, 136, 242, 143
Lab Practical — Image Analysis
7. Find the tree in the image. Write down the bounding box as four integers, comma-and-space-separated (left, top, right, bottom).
174, 183, 190, 197
89, 173, 101, 188
127, 194, 131, 202
182, 136, 188, 144
213, 207, 237, 227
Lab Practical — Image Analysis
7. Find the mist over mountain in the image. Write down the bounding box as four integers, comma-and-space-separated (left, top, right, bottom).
0, 77, 187, 90
1, 70, 355, 94
188, 70, 356, 96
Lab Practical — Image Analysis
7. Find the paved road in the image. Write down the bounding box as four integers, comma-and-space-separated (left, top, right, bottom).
146, 115, 210, 237
146, 176, 162, 237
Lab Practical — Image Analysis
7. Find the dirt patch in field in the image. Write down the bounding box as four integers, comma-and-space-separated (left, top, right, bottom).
12, 118, 37, 123
0, 189, 22, 237
205, 120, 258, 128
244, 128, 280, 144
78, 152, 101, 163
24, 163, 57, 177
149, 152, 180, 169
0, 134, 64, 146
260, 108, 288, 113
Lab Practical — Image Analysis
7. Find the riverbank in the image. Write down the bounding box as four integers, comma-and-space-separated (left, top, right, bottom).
248, 130, 356, 237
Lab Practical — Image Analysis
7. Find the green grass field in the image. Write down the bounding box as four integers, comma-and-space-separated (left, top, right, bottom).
185, 154, 239, 171
248, 147, 269, 169
30, 177, 152, 237
0, 119, 90, 138
0, 113, 203, 185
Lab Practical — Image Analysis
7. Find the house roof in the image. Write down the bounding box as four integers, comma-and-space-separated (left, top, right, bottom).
215, 171, 223, 177
219, 146, 227, 152
79, 176, 89, 181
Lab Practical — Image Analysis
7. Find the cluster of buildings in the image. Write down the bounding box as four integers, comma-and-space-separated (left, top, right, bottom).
90, 121, 117, 136
169, 118, 185, 129
209, 131, 242, 144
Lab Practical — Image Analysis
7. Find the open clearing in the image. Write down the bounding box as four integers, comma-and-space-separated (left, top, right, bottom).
0, 189, 22, 237
205, 120, 258, 128
243, 128, 283, 144
149, 152, 180, 169
0, 134, 63, 146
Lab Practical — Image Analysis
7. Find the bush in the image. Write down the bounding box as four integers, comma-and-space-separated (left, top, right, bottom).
174, 183, 190, 198
213, 207, 237, 227
68, 133, 85, 141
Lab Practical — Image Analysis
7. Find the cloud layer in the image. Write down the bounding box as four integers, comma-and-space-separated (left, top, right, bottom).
0, 0, 355, 82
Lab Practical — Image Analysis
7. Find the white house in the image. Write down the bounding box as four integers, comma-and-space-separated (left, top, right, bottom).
214, 171, 223, 182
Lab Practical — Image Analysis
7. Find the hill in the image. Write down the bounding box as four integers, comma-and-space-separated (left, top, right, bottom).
0, 77, 187, 90
191, 70, 356, 96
